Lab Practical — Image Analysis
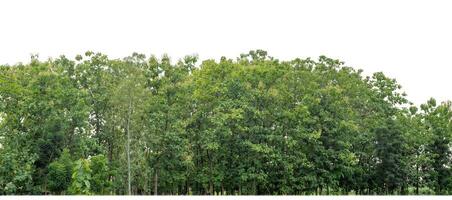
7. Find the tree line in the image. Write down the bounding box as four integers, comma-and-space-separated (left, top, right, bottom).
0, 50, 451, 195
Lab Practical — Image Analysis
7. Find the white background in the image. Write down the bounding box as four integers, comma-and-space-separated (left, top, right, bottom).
1, 0, 451, 105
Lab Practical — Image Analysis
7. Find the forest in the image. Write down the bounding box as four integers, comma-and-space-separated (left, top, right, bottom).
0, 50, 451, 195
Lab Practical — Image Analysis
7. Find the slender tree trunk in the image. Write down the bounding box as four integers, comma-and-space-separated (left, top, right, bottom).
154, 169, 158, 195
416, 163, 420, 195
126, 97, 132, 195
207, 149, 213, 195
209, 182, 213, 195
251, 180, 256, 195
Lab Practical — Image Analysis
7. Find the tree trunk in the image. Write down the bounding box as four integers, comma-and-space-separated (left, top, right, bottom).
154, 169, 158, 195
126, 97, 132, 195
209, 182, 213, 195
416, 163, 420, 195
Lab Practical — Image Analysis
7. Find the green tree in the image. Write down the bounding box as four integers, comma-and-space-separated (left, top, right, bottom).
2, 50, 452, 195
90, 154, 111, 194
47, 149, 73, 194
421, 99, 452, 194
69, 159, 92, 195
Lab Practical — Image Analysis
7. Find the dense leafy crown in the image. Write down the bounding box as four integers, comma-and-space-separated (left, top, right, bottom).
0, 50, 451, 195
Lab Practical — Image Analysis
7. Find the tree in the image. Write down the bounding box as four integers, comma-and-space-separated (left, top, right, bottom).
421, 99, 452, 194
69, 159, 92, 195
1, 50, 452, 195
90, 154, 111, 194
47, 149, 73, 194
374, 119, 408, 194
0, 145, 36, 194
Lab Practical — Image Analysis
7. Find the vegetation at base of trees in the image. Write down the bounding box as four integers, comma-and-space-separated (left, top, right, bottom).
0, 50, 451, 195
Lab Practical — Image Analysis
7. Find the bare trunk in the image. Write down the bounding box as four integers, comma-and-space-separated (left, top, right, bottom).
416, 163, 420, 195
126, 97, 132, 195
154, 169, 158, 195
209, 183, 213, 195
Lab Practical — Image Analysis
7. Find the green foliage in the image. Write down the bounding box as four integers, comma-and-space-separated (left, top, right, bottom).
47, 149, 73, 194
0, 146, 36, 194
90, 154, 111, 194
68, 159, 92, 195
0, 50, 451, 195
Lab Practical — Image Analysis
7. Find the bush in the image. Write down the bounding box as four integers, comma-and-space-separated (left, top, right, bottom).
47, 149, 73, 194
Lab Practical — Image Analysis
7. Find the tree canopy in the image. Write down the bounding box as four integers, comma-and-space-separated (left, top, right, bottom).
0, 50, 451, 195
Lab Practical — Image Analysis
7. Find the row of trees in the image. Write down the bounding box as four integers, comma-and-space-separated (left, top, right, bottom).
0, 50, 451, 195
